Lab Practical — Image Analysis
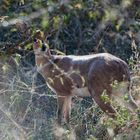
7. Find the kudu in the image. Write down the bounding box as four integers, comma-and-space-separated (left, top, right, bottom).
33, 39, 138, 124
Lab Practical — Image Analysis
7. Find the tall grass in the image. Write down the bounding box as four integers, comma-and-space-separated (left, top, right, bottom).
0, 51, 139, 140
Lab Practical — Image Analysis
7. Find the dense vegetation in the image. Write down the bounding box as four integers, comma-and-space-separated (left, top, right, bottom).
0, 0, 140, 140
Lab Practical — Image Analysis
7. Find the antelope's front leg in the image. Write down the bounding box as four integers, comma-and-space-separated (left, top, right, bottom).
57, 95, 72, 124
63, 96, 72, 123
57, 96, 65, 124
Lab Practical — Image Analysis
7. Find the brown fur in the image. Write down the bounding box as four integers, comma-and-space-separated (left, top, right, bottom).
33, 40, 138, 124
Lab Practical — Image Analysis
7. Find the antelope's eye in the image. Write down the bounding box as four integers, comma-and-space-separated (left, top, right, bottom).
41, 43, 46, 51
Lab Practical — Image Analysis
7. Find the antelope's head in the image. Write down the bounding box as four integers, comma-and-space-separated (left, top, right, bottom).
33, 29, 51, 58
33, 38, 51, 58
33, 38, 53, 71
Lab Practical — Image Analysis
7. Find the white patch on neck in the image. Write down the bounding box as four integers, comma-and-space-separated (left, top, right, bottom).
36, 62, 43, 72
34, 48, 41, 54
71, 87, 91, 97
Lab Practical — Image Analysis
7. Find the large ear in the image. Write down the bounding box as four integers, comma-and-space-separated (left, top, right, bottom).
41, 42, 47, 51
34, 30, 44, 40
42, 42, 51, 57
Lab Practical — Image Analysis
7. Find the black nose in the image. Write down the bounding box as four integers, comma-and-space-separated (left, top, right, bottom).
41, 43, 46, 51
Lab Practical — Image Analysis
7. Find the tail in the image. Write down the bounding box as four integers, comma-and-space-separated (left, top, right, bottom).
127, 82, 139, 111
122, 61, 138, 111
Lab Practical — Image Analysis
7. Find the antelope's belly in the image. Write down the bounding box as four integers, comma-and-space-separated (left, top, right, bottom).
46, 80, 73, 96
71, 87, 91, 97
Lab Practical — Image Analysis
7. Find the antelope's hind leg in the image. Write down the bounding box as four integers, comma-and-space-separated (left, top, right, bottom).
87, 73, 117, 117
88, 83, 116, 118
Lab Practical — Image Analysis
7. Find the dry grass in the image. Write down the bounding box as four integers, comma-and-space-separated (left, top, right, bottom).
0, 53, 140, 140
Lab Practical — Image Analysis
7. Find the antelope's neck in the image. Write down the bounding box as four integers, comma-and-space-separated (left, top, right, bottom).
35, 54, 61, 79
35, 54, 48, 68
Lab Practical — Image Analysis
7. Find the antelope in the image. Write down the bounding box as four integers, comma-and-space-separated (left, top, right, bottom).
33, 38, 138, 124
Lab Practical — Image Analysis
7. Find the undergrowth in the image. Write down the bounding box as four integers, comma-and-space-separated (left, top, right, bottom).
0, 0, 140, 139
0, 50, 140, 140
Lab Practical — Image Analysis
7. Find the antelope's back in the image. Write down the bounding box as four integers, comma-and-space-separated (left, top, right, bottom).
67, 53, 130, 82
